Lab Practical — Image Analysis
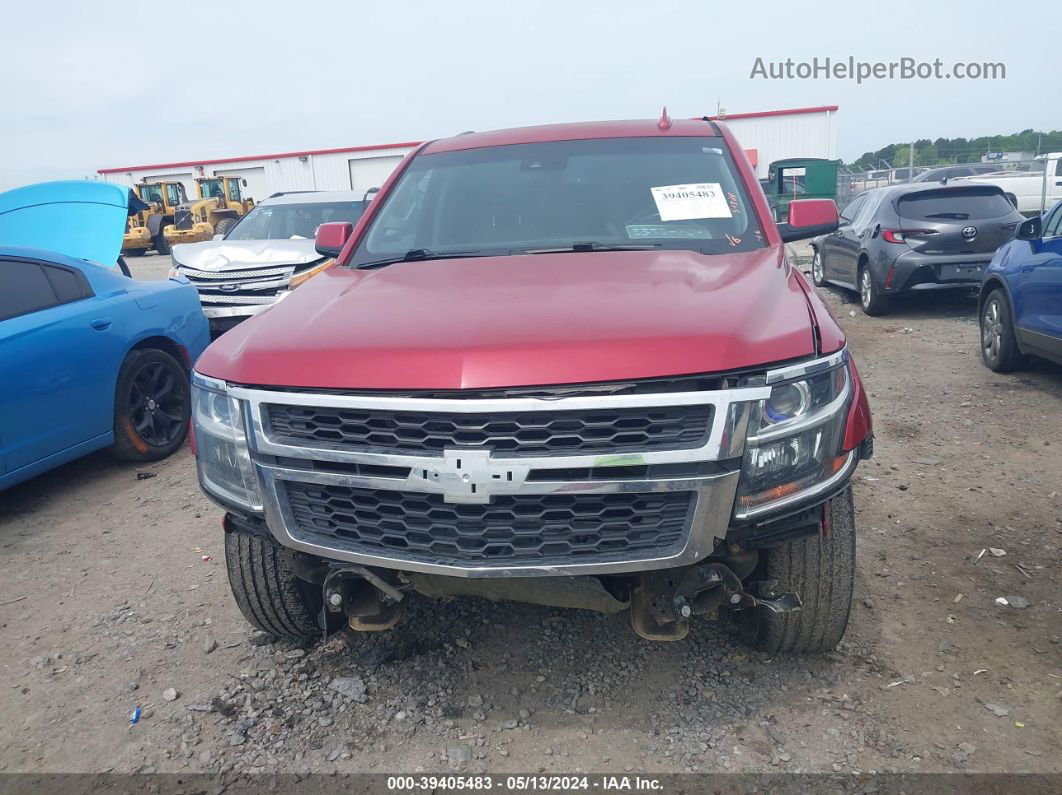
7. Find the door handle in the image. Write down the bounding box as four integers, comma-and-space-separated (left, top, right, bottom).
90, 317, 112, 331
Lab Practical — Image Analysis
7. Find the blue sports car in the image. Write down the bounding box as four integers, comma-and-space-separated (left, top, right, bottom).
0, 181, 210, 491
979, 201, 1062, 372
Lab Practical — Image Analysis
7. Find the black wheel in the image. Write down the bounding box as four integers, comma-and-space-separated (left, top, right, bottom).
981, 288, 1024, 372
738, 487, 856, 654
811, 247, 827, 287
858, 263, 890, 316
125, 248, 146, 257
213, 217, 237, 237
152, 232, 171, 255
110, 348, 190, 461
225, 530, 338, 640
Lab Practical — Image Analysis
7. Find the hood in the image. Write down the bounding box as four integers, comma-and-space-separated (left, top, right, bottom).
197, 248, 818, 390
172, 238, 323, 271
0, 180, 135, 265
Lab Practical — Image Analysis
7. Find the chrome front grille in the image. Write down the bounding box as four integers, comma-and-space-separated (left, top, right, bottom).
232, 380, 773, 577
284, 482, 694, 565
264, 403, 713, 457
176, 264, 297, 311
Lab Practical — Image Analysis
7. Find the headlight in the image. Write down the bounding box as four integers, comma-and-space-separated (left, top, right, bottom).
735, 357, 852, 517
192, 373, 262, 511
289, 259, 335, 288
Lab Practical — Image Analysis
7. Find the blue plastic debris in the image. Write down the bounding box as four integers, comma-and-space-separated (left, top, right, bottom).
129, 705, 141, 726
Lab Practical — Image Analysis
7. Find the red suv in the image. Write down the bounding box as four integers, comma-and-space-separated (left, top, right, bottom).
192, 117, 872, 654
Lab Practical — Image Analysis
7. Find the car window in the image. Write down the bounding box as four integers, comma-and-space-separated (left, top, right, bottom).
43, 264, 91, 303
851, 192, 885, 233
839, 194, 867, 223
0, 260, 60, 321
353, 136, 766, 261
225, 201, 367, 240
898, 188, 1015, 221
1044, 205, 1062, 238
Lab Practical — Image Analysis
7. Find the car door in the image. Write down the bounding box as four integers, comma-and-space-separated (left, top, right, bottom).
822, 193, 867, 283
0, 258, 125, 473
1013, 204, 1062, 360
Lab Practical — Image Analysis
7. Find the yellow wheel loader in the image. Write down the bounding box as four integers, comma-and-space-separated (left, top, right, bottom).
122, 181, 188, 256
163, 176, 255, 246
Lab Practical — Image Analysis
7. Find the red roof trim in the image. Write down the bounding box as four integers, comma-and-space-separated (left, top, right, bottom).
96, 140, 423, 174
707, 105, 838, 121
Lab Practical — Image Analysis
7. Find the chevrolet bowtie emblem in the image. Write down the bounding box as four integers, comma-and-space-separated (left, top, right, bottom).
417, 449, 531, 504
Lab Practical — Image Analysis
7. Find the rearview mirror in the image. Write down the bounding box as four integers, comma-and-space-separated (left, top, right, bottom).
1016, 216, 1042, 241
315, 222, 353, 258
776, 199, 839, 243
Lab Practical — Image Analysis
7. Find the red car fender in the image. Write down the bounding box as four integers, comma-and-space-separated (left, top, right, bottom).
843, 354, 873, 452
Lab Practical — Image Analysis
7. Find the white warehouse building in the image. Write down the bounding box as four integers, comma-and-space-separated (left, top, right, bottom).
96, 105, 837, 198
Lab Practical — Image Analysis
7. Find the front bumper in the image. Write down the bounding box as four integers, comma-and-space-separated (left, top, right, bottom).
202, 302, 278, 320
886, 251, 993, 293
202, 350, 858, 578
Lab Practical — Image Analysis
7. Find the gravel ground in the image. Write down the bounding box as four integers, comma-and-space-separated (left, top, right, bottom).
0, 254, 1060, 775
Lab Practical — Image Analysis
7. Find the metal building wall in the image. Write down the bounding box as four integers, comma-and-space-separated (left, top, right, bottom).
98, 144, 417, 198
717, 109, 837, 178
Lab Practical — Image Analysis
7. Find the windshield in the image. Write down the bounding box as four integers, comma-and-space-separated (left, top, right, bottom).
224, 200, 367, 241
139, 184, 163, 203
350, 136, 764, 265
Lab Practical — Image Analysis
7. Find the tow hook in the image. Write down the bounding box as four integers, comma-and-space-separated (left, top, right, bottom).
629, 565, 801, 641
321, 564, 406, 634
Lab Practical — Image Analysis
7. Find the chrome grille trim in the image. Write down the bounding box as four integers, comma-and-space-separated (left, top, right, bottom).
176, 265, 296, 280
199, 294, 279, 305
230, 380, 776, 576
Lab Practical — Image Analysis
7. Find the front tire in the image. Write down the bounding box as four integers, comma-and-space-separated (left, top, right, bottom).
738, 487, 856, 654
981, 288, 1024, 372
213, 217, 237, 237
152, 232, 171, 255
811, 248, 827, 286
110, 348, 190, 461
224, 530, 332, 640
859, 264, 889, 316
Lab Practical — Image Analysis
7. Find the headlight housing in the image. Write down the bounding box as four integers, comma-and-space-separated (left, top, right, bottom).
192, 373, 262, 511
735, 355, 853, 517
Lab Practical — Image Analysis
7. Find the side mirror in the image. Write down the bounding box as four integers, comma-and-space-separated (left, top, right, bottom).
776, 199, 839, 243
242, 179, 248, 187
315, 222, 353, 258
1016, 216, 1042, 241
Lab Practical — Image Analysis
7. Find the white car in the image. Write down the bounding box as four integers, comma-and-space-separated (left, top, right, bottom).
170, 191, 369, 334
952, 153, 1062, 216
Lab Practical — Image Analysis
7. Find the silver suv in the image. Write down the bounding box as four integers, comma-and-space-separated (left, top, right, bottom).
170, 191, 368, 335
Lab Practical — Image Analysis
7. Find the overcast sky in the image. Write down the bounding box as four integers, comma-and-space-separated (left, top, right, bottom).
2, 0, 1058, 190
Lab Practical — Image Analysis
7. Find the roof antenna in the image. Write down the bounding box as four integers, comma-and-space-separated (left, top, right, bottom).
657, 106, 672, 131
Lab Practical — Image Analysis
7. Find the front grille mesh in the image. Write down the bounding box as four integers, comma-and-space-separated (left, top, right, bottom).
265, 404, 712, 456
284, 482, 694, 565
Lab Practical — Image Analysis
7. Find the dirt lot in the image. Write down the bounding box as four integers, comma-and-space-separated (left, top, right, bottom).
1, 255, 1060, 776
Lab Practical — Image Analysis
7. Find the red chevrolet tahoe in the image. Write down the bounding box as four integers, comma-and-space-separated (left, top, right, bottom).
192, 117, 873, 654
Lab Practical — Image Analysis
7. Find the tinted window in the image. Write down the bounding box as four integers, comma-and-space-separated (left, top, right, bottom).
1044, 206, 1062, 238
352, 137, 765, 261
898, 188, 1016, 221
0, 261, 58, 321
839, 194, 867, 222
43, 265, 89, 303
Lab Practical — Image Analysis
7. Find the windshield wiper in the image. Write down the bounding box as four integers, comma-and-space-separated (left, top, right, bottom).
355, 249, 494, 269
524, 241, 664, 254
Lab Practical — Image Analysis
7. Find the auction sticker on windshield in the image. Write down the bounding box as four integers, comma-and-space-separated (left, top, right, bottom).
650, 183, 732, 221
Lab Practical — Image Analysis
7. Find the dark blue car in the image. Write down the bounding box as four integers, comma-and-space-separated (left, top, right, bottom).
979, 201, 1062, 371
0, 181, 210, 491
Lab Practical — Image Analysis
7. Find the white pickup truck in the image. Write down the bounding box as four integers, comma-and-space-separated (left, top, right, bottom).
952, 153, 1062, 216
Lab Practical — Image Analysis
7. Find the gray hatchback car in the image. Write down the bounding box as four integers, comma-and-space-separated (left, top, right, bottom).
811, 183, 1024, 315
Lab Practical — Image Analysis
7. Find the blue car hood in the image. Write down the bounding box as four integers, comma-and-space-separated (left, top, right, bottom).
0, 180, 141, 266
